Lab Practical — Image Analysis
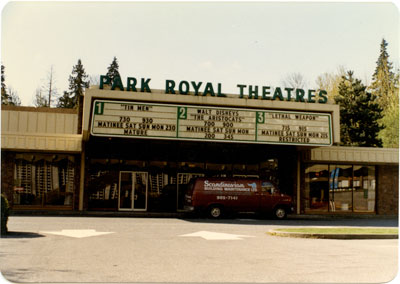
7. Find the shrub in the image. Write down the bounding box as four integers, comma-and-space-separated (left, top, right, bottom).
1, 194, 10, 235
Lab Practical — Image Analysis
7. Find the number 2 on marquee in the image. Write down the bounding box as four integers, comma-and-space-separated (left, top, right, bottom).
178, 107, 187, 120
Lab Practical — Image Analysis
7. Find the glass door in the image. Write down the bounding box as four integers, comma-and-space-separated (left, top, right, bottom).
119, 171, 133, 210
329, 165, 353, 212
119, 171, 148, 211
133, 172, 148, 211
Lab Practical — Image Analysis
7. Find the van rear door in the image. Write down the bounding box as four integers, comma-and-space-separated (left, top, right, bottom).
183, 180, 195, 211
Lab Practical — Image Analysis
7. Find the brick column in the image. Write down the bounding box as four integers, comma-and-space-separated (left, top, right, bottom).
377, 165, 399, 215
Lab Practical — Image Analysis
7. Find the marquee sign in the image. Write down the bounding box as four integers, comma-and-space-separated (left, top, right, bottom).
99, 75, 329, 103
91, 100, 332, 146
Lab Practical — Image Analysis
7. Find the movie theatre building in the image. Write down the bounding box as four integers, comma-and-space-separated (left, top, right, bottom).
1, 78, 398, 216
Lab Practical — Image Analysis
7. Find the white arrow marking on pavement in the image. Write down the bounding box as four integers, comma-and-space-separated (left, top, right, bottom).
40, 229, 114, 238
179, 231, 254, 240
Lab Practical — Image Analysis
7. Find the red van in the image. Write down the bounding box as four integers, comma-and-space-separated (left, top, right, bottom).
184, 177, 293, 219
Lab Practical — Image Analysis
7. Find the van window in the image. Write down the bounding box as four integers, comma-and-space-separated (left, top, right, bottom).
261, 181, 275, 194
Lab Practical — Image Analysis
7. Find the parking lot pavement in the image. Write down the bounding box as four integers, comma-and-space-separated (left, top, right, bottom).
1, 216, 398, 283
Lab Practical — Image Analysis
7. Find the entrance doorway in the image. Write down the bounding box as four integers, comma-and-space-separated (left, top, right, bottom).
118, 171, 148, 211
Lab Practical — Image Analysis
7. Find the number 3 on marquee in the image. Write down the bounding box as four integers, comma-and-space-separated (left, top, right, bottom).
256, 112, 265, 124
178, 107, 187, 120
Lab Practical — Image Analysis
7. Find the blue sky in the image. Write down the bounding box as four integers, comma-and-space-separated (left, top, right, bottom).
1, 1, 399, 106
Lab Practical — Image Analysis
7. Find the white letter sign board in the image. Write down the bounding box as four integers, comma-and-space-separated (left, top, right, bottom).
91, 100, 332, 146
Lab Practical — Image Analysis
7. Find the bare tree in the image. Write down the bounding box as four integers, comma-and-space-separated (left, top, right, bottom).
42, 65, 58, 107
7, 87, 21, 106
33, 87, 47, 107
315, 66, 346, 102
281, 72, 308, 89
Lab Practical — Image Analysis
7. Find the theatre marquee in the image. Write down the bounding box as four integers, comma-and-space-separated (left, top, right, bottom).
90, 100, 332, 146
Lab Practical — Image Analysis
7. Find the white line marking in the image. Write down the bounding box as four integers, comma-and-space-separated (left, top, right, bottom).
40, 229, 114, 238
180, 231, 255, 240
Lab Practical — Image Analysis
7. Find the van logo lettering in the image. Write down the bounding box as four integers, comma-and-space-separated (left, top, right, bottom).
204, 180, 252, 192
247, 183, 257, 192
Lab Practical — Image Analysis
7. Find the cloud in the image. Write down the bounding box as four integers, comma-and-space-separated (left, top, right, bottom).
198, 61, 214, 70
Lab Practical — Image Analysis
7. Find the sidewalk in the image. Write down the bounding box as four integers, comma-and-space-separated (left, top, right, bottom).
10, 209, 184, 218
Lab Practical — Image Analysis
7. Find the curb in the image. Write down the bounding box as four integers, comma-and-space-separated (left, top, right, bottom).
287, 214, 398, 220
10, 210, 397, 220
268, 229, 399, 240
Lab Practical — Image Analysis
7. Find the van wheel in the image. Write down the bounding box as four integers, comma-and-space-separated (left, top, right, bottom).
274, 207, 287, 219
208, 205, 223, 219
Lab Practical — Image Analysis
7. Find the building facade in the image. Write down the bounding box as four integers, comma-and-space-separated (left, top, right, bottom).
1, 106, 81, 210
1, 84, 398, 215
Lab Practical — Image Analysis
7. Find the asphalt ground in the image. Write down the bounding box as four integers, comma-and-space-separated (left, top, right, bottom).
1, 216, 398, 284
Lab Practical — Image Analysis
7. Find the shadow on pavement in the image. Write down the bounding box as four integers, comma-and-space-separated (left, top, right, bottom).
1, 231, 45, 239
181, 214, 398, 228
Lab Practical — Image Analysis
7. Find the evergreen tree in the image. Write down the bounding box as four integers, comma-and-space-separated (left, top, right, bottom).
379, 93, 399, 148
68, 59, 89, 107
370, 39, 398, 109
2, 64, 21, 106
57, 91, 75, 108
1, 64, 11, 105
335, 71, 384, 147
58, 59, 89, 108
369, 39, 399, 148
106, 56, 121, 85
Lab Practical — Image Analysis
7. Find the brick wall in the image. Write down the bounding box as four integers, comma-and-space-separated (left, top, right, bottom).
377, 165, 399, 215
1, 151, 15, 206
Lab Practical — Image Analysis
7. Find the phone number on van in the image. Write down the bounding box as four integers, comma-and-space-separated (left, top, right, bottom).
216, 196, 239, 201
